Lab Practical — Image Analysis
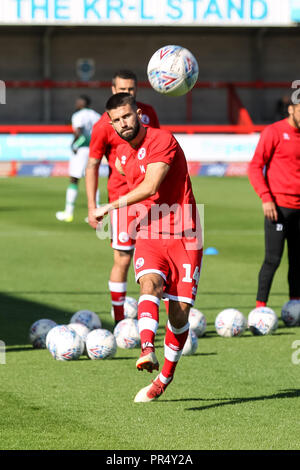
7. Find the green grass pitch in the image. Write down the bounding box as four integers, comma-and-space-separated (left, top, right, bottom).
0, 176, 300, 450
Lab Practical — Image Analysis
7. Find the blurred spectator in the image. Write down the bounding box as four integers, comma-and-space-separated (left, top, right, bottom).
274, 94, 291, 121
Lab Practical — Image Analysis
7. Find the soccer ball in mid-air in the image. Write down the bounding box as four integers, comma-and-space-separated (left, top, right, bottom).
147, 45, 199, 97
248, 307, 278, 336
113, 318, 140, 349
188, 308, 207, 337
281, 300, 300, 327
182, 329, 198, 356
86, 329, 117, 360
111, 296, 138, 320
46, 325, 84, 361
215, 309, 247, 338
69, 310, 101, 330
29, 319, 57, 349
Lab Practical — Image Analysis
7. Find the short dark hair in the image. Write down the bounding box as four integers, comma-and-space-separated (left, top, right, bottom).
106, 93, 137, 112
78, 95, 91, 107
112, 70, 137, 86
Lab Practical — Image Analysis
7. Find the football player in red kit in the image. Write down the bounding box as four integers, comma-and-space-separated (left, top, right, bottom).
94, 93, 203, 403
86, 71, 160, 325
248, 101, 300, 308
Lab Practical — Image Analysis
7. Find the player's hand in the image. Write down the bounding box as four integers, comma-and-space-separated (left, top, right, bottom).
87, 207, 99, 229
93, 204, 111, 221
262, 201, 278, 222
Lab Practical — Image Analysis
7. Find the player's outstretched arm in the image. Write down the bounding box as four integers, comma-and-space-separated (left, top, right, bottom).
86, 157, 100, 229
93, 161, 169, 220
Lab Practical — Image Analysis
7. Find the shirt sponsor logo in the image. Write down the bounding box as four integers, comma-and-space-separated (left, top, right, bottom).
140, 312, 153, 319
121, 155, 127, 165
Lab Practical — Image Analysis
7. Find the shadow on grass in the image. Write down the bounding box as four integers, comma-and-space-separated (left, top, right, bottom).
160, 389, 300, 410
0, 291, 112, 347
197, 291, 288, 297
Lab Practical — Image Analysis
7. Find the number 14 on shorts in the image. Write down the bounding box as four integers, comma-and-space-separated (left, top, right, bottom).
182, 264, 200, 284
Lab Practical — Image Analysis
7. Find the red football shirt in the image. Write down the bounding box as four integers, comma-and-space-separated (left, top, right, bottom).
89, 101, 160, 201
117, 127, 200, 238
248, 119, 300, 209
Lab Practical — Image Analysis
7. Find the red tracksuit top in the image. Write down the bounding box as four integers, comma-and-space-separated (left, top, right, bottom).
248, 118, 300, 209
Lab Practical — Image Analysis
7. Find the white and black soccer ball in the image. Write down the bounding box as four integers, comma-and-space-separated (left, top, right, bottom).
215, 309, 247, 338
281, 300, 300, 327
69, 310, 101, 330
46, 325, 84, 361
147, 45, 199, 97
29, 319, 57, 349
248, 307, 278, 336
111, 296, 138, 320
113, 318, 140, 349
182, 329, 198, 356
86, 329, 117, 360
188, 308, 207, 337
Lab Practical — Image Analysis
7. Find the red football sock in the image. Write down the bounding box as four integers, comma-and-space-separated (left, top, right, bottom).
138, 295, 160, 351
290, 297, 300, 301
256, 301, 267, 308
109, 281, 127, 323
160, 321, 189, 383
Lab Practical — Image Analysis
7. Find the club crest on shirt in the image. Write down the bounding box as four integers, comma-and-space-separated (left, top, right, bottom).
138, 148, 146, 160
141, 114, 150, 125
135, 257, 145, 269
283, 133, 290, 140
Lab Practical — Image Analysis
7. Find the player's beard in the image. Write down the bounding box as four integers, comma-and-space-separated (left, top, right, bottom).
118, 118, 140, 142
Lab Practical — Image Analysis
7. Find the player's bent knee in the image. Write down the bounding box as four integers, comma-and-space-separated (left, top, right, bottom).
168, 300, 190, 328
114, 249, 133, 266
139, 274, 164, 299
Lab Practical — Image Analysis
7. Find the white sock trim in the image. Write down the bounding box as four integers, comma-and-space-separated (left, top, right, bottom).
139, 294, 160, 306
108, 281, 127, 293
167, 321, 190, 335
164, 343, 182, 362
111, 300, 125, 306
159, 373, 173, 385
138, 317, 158, 335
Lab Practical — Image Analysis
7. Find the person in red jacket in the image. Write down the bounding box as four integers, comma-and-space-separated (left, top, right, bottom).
248, 101, 300, 308
86, 70, 160, 324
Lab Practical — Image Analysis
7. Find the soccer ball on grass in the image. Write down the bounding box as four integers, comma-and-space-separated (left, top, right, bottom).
182, 329, 198, 356
188, 308, 206, 337
281, 300, 300, 327
29, 319, 57, 349
46, 325, 84, 361
69, 310, 101, 330
248, 307, 278, 336
113, 318, 140, 349
86, 329, 117, 360
215, 309, 247, 338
